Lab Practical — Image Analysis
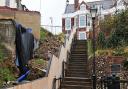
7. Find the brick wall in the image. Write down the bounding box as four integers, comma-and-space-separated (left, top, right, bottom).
0, 7, 41, 39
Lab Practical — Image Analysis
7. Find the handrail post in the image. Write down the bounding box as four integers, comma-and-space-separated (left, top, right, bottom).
62, 61, 65, 78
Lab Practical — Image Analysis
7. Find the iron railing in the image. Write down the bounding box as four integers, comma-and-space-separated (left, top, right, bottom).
97, 77, 128, 89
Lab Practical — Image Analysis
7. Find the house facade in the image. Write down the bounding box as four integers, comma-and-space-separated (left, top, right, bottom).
62, 0, 92, 40
62, 0, 117, 40
0, 0, 23, 10
62, 0, 128, 40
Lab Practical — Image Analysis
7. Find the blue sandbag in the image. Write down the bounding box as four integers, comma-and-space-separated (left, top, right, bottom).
17, 70, 30, 82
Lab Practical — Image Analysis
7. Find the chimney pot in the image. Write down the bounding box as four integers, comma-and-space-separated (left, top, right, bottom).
74, 0, 79, 11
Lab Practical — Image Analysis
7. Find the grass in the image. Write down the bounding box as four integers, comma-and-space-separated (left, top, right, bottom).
0, 67, 16, 87
40, 29, 46, 41
34, 59, 45, 65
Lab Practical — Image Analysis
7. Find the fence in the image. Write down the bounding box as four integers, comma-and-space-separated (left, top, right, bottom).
97, 76, 128, 89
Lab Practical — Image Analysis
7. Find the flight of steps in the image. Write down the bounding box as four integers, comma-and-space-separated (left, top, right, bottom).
61, 40, 92, 89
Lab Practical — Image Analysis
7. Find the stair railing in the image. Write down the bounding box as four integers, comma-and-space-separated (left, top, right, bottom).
52, 77, 62, 89
45, 27, 76, 89
62, 34, 76, 79
45, 54, 53, 77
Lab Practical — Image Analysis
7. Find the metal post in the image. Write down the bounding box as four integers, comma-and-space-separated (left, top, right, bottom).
92, 17, 96, 89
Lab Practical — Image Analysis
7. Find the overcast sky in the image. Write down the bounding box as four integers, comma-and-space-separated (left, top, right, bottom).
21, 0, 100, 34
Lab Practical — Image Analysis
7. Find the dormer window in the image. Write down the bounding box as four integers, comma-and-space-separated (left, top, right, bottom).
80, 4, 86, 11
5, 0, 10, 7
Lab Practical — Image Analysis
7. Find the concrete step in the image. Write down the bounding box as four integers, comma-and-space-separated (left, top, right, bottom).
69, 63, 87, 66
63, 77, 91, 82
61, 84, 92, 89
67, 68, 87, 72
62, 81, 92, 86
69, 62, 87, 65
69, 57, 87, 62
71, 53, 87, 56
71, 56, 87, 58
66, 70, 88, 75
66, 73, 89, 77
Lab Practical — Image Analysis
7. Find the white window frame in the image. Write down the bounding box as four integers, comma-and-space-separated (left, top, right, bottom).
5, 0, 10, 7
65, 18, 71, 30
79, 15, 86, 28
74, 16, 77, 28
80, 4, 86, 11
79, 32, 87, 40
87, 14, 91, 27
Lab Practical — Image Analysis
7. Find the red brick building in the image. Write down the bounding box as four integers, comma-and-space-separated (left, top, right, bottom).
62, 0, 92, 40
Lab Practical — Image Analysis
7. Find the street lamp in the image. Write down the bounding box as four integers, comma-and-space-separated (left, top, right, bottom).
90, 5, 97, 89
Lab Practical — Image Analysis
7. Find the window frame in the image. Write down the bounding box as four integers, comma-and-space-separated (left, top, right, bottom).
80, 4, 86, 11
65, 18, 71, 30
5, 0, 10, 7
79, 15, 86, 28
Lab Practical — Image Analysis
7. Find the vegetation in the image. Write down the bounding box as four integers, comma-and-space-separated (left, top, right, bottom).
99, 9, 128, 48
0, 44, 5, 62
97, 31, 105, 49
97, 9, 128, 73
87, 39, 93, 58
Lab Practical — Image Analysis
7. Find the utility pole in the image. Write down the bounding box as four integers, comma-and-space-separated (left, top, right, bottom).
50, 17, 53, 33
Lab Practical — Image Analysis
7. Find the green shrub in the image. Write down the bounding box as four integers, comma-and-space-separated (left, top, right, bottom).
97, 31, 105, 49
122, 59, 128, 70
112, 47, 125, 56
40, 27, 46, 41
87, 39, 93, 58
106, 33, 120, 48
96, 50, 109, 56
0, 67, 15, 82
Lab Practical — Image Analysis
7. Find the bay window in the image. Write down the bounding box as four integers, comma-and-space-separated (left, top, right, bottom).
79, 15, 86, 27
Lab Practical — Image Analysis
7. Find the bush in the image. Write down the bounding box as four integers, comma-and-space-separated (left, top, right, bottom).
106, 32, 119, 48
96, 50, 109, 56
0, 67, 15, 83
87, 39, 93, 58
122, 59, 128, 70
112, 47, 125, 56
97, 31, 105, 49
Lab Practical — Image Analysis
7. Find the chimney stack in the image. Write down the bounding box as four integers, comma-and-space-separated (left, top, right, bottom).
74, 0, 79, 10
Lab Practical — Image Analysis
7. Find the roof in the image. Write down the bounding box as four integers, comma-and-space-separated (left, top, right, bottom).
102, 0, 115, 9
64, 4, 75, 14
123, 0, 128, 4
87, 1, 102, 6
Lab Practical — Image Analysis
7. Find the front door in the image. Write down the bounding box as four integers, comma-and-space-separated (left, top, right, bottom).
79, 32, 86, 40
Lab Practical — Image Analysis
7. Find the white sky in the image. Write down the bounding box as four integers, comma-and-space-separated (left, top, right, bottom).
21, 0, 100, 34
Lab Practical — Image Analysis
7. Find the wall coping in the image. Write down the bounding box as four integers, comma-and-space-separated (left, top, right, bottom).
0, 6, 40, 15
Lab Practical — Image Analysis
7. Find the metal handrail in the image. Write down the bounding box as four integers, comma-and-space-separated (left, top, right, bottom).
52, 77, 62, 89
45, 54, 53, 77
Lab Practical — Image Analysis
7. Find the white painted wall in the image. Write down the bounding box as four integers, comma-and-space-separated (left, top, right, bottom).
0, 0, 17, 8
10, 0, 17, 8
0, 0, 6, 6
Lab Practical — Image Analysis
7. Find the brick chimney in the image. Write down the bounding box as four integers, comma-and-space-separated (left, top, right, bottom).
74, 0, 79, 11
